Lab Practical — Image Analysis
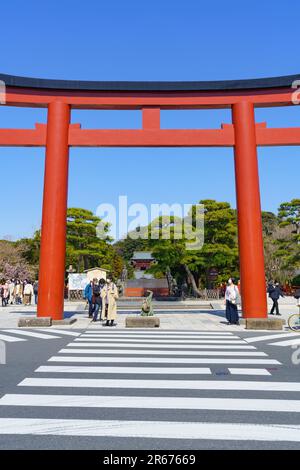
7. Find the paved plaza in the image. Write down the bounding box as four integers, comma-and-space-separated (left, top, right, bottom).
0, 298, 298, 330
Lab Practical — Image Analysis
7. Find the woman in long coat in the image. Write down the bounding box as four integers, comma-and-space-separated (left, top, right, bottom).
101, 277, 119, 326
13, 280, 23, 305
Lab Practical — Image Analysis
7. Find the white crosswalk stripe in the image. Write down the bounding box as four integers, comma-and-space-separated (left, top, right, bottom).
0, 328, 83, 342
243, 332, 300, 347
0, 418, 299, 442
82, 333, 236, 339
83, 330, 234, 336
269, 337, 300, 347
35, 365, 212, 375
4, 329, 61, 339
1, 328, 297, 447
36, 329, 81, 337
59, 348, 265, 355
77, 336, 242, 342
48, 356, 280, 364
244, 333, 299, 343
228, 368, 271, 376
0, 394, 299, 412
69, 341, 249, 347
0, 333, 26, 343
18, 377, 300, 391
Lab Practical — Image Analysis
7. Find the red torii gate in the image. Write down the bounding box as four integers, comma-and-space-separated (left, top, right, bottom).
0, 73, 299, 320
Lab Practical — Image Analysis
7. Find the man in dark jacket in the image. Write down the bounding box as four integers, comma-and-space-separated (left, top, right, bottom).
267, 281, 284, 316
92, 279, 103, 322
33, 280, 38, 305
84, 280, 94, 318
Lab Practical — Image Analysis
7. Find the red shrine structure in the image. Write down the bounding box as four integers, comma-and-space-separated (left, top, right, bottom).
131, 251, 155, 274
0, 73, 299, 320
125, 251, 169, 298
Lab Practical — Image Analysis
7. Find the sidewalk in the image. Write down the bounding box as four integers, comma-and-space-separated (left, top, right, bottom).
0, 297, 298, 331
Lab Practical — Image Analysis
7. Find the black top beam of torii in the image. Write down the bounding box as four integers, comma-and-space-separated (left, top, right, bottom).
0, 72, 300, 91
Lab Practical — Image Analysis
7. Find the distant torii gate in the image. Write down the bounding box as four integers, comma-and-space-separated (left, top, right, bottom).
1, 73, 300, 320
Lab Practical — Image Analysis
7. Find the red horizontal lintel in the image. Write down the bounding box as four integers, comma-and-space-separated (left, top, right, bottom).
0, 123, 300, 147
68, 127, 235, 147
0, 123, 46, 147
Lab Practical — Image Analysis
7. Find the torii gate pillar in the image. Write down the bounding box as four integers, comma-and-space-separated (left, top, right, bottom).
232, 101, 268, 318
37, 101, 70, 320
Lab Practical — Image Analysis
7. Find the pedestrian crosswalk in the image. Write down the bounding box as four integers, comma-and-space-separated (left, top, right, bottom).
0, 328, 81, 342
1, 328, 300, 448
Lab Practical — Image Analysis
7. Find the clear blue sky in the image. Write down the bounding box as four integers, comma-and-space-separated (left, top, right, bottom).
0, 0, 299, 240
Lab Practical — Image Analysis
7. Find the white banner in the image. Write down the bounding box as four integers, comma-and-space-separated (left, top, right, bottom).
68, 273, 88, 291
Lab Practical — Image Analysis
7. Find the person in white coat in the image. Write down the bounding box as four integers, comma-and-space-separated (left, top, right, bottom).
23, 281, 34, 306
225, 278, 240, 325
9, 279, 15, 305
101, 276, 119, 327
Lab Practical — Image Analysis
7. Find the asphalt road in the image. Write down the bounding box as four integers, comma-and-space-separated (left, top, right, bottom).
0, 325, 299, 450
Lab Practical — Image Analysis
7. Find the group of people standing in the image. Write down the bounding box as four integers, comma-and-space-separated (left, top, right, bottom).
0, 279, 38, 307
84, 276, 118, 326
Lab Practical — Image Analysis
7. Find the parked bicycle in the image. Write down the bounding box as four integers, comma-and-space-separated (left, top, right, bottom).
288, 289, 300, 332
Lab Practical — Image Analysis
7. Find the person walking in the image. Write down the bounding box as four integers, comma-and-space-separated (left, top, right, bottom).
23, 281, 34, 306
92, 279, 103, 322
101, 276, 119, 327
14, 280, 22, 305
0, 282, 5, 307
3, 281, 10, 306
294, 288, 300, 316
268, 280, 284, 316
9, 279, 15, 305
181, 281, 188, 300
33, 280, 39, 304
84, 279, 95, 318
225, 278, 240, 325
22, 280, 27, 304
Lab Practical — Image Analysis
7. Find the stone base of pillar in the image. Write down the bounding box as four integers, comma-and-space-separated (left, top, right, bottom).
18, 317, 52, 327
244, 318, 284, 330
18, 317, 77, 327
126, 316, 160, 328
52, 318, 77, 326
